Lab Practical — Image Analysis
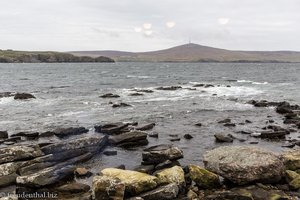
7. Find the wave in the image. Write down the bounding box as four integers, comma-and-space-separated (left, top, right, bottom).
237, 80, 268, 85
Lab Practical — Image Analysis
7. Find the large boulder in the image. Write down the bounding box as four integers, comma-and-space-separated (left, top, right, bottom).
203, 146, 284, 185
0, 145, 43, 164
101, 168, 158, 195
93, 175, 125, 200
188, 164, 220, 189
16, 165, 75, 187
155, 166, 185, 186
142, 145, 183, 165
109, 131, 148, 147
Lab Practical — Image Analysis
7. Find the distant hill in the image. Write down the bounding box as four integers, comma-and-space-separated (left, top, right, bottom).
70, 43, 300, 63
0, 50, 114, 63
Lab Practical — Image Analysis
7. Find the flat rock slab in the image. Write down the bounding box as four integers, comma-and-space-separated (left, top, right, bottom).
203, 146, 284, 185
0, 145, 43, 165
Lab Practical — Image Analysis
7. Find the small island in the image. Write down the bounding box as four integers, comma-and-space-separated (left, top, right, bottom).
0, 50, 114, 63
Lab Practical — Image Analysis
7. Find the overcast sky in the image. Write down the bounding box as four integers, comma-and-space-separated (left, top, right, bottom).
1, 0, 300, 51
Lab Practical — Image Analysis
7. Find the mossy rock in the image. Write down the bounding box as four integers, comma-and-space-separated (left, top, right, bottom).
155, 166, 185, 186
188, 164, 220, 189
101, 168, 158, 196
285, 170, 300, 190
282, 150, 300, 170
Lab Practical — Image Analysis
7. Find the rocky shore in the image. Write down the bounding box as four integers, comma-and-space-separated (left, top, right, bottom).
1, 84, 300, 200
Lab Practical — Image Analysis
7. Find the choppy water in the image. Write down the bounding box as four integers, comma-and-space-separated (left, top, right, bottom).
0, 62, 300, 171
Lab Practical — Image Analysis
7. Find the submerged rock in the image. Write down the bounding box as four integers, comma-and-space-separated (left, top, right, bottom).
101, 168, 158, 195
112, 102, 132, 108
142, 144, 183, 165
188, 164, 220, 189
203, 146, 284, 185
14, 93, 35, 100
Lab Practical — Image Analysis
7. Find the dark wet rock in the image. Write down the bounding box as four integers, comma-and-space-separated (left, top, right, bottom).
169, 134, 179, 137
0, 145, 43, 165
14, 93, 35, 100
116, 165, 126, 170
4, 136, 22, 143
100, 93, 120, 98
109, 131, 148, 147
23, 132, 39, 139
0, 131, 8, 139
254, 101, 269, 107
0, 92, 14, 98
217, 118, 231, 123
136, 123, 155, 131
170, 138, 181, 142
55, 182, 90, 193
129, 93, 144, 96
103, 150, 118, 156
155, 160, 181, 171
39, 131, 55, 137
156, 86, 182, 90
112, 102, 132, 108
282, 142, 296, 148
142, 144, 183, 165
204, 84, 214, 88
10, 132, 27, 137
93, 175, 125, 200
53, 127, 88, 138
133, 165, 155, 174
260, 131, 287, 139
41, 136, 108, 155
188, 164, 220, 189
249, 141, 259, 144
95, 122, 129, 135
194, 122, 202, 127
203, 146, 284, 185
245, 120, 252, 123
137, 183, 179, 200
16, 165, 75, 187
276, 102, 293, 114
284, 118, 300, 124
193, 84, 205, 87
184, 134, 193, 139
266, 125, 290, 133
214, 133, 234, 143
224, 123, 236, 127
148, 132, 158, 138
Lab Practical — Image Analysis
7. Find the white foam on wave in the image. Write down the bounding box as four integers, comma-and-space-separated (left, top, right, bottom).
237, 80, 268, 85
126, 75, 154, 79
0, 97, 14, 105
204, 86, 263, 97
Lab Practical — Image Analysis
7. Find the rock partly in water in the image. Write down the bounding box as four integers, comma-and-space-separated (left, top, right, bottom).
100, 93, 120, 98
95, 122, 129, 135
203, 146, 284, 185
109, 131, 148, 147
14, 93, 35, 100
188, 164, 220, 189
142, 144, 183, 165
136, 123, 156, 131
214, 133, 234, 143
93, 175, 125, 200
156, 86, 182, 91
0, 131, 8, 139
101, 168, 158, 196
155, 166, 185, 186
112, 102, 132, 108
53, 127, 89, 138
